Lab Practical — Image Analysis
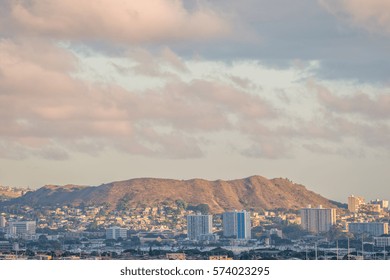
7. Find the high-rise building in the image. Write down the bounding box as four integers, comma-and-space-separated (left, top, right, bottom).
348, 222, 388, 236
0, 216, 6, 228
223, 211, 237, 238
187, 214, 213, 240
7, 221, 36, 236
348, 195, 365, 213
106, 226, 128, 240
300, 205, 336, 234
222, 210, 251, 240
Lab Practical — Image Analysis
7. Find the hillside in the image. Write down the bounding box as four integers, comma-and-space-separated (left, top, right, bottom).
2, 176, 337, 213
0, 186, 29, 202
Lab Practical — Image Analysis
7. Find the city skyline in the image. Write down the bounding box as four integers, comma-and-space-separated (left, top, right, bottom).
0, 1, 389, 202
1, 178, 390, 261
2, 199, 390, 260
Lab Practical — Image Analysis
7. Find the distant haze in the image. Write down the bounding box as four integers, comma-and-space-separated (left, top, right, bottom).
0, 0, 389, 203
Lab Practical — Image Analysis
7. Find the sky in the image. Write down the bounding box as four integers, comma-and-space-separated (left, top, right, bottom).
0, 0, 389, 203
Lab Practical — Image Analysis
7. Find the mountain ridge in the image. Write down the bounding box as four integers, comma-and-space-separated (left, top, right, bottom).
1, 175, 338, 213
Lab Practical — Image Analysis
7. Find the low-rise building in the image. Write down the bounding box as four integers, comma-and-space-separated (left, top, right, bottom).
106, 226, 127, 240
348, 222, 388, 236
374, 236, 390, 247
166, 253, 186, 260
7, 221, 36, 239
209, 255, 233, 260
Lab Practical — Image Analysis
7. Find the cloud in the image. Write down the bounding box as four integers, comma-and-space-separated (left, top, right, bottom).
237, 78, 390, 158
227, 75, 256, 90
124, 47, 188, 78
2, 0, 229, 44
319, 0, 390, 34
176, 0, 390, 83
1, 25, 388, 162
0, 39, 278, 159
309, 80, 390, 120
303, 81, 390, 152
36, 146, 70, 160
241, 140, 292, 159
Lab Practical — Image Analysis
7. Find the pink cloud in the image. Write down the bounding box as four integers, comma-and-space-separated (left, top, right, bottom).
0, 39, 278, 159
5, 0, 229, 43
2, 36, 387, 161
309, 80, 390, 119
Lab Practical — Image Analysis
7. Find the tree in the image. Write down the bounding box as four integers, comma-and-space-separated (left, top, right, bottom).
90, 251, 99, 257
325, 225, 353, 241
38, 234, 49, 243
281, 224, 308, 239
25, 249, 35, 257
187, 204, 210, 215
197, 204, 210, 215
270, 234, 292, 246
105, 239, 116, 246
125, 236, 139, 246
207, 247, 234, 258
175, 200, 187, 210
86, 221, 100, 232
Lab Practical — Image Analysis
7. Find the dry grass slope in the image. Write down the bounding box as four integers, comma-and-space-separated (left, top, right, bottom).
7, 176, 337, 213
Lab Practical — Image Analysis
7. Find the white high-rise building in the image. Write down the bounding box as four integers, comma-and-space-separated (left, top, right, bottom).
300, 205, 336, 234
0, 216, 6, 228
187, 214, 213, 240
348, 195, 365, 213
223, 210, 251, 240
106, 226, 128, 240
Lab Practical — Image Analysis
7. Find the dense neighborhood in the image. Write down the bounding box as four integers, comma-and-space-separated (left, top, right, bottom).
1, 190, 390, 260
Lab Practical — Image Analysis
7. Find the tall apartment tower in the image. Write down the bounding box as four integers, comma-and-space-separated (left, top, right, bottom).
348, 195, 365, 213
0, 216, 6, 228
223, 210, 251, 240
187, 214, 213, 240
300, 205, 336, 234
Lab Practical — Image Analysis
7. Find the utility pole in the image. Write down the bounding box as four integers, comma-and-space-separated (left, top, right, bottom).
336, 240, 339, 260
347, 237, 350, 260
305, 245, 308, 260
